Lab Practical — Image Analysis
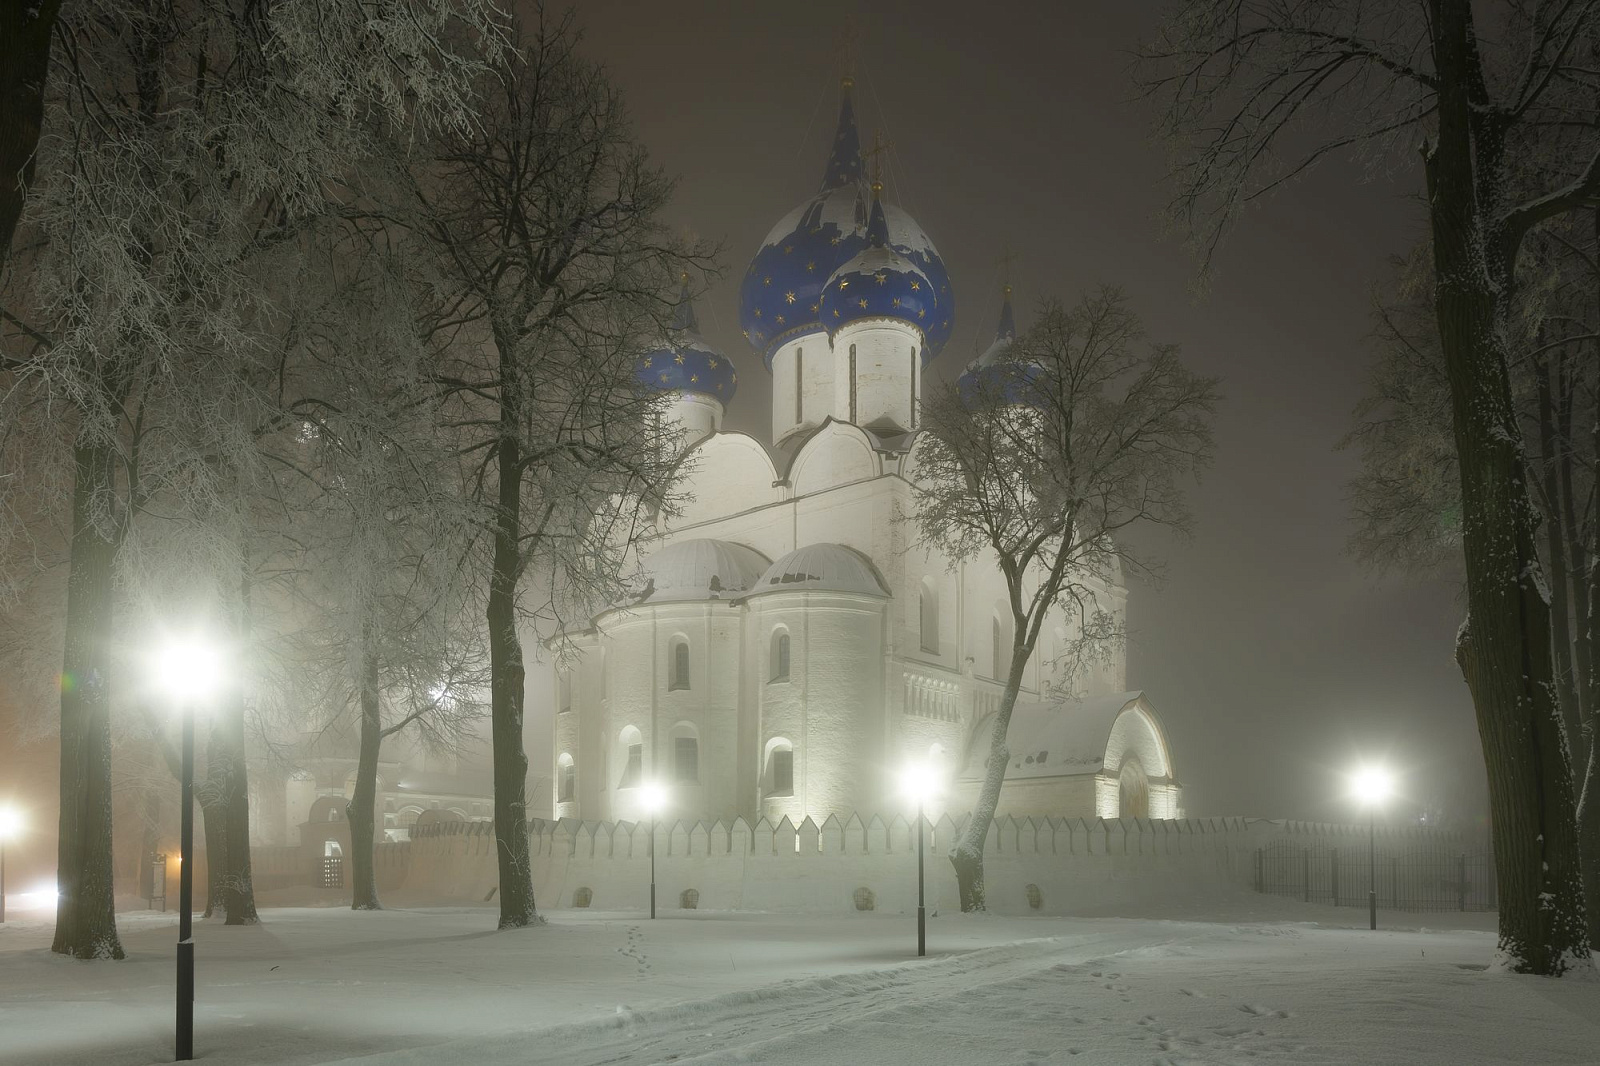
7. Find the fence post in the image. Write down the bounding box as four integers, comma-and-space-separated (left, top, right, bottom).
1331, 847, 1340, 907
1458, 853, 1467, 911
1302, 847, 1310, 903
1254, 847, 1263, 893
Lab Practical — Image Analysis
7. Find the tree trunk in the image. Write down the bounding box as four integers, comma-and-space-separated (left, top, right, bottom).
347, 638, 383, 911
198, 748, 226, 919
0, 0, 61, 262
950, 648, 1032, 912
488, 414, 538, 928
214, 561, 258, 925
51, 442, 125, 960
1535, 352, 1583, 751
1427, 0, 1590, 974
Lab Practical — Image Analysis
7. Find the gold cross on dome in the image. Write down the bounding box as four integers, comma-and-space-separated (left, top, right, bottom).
863, 130, 894, 188
995, 247, 1020, 290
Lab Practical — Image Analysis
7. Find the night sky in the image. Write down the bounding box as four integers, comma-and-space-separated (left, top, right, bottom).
573, 0, 1481, 825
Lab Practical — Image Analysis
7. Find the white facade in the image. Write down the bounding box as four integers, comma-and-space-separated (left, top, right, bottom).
551, 414, 1181, 828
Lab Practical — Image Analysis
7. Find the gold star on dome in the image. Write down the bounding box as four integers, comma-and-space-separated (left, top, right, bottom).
810, 303, 819, 313
690, 374, 699, 383
775, 314, 785, 324
830, 236, 841, 245
838, 277, 849, 289
741, 329, 750, 339
941, 320, 949, 328
892, 297, 901, 307
910, 280, 920, 291
874, 272, 887, 286
642, 356, 652, 367
857, 298, 868, 309
806, 261, 816, 272
917, 309, 926, 319
658, 372, 669, 383
754, 309, 762, 318
708, 358, 718, 368
784, 291, 796, 304
731, 373, 737, 384
783, 245, 793, 254
763, 276, 772, 286
716, 383, 724, 392
674, 353, 685, 364
833, 309, 841, 318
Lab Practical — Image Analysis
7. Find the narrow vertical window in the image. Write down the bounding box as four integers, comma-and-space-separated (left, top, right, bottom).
674, 737, 699, 783
849, 343, 858, 423
795, 347, 804, 423
558, 672, 571, 713
772, 749, 794, 794
620, 742, 642, 788
558, 758, 576, 802
919, 578, 939, 654
669, 639, 690, 691
911, 346, 919, 427
770, 630, 790, 682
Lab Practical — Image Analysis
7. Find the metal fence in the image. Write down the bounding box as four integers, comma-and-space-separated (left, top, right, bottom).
320, 856, 344, 890
1254, 839, 1497, 912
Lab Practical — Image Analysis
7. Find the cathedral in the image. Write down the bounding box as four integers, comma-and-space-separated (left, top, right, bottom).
549, 78, 1182, 831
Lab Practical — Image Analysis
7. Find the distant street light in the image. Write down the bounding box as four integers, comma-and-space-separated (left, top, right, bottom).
151, 634, 226, 1062
899, 762, 941, 957
640, 782, 667, 919
1349, 765, 1394, 932
0, 805, 22, 923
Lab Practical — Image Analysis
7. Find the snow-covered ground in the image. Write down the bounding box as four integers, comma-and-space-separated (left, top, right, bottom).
1, 888, 1594, 1066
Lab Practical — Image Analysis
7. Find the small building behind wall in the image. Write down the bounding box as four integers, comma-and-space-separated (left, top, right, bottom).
954, 691, 1182, 821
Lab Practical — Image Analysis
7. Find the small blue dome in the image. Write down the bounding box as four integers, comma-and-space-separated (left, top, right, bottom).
958, 286, 1042, 404
635, 278, 738, 401
738, 79, 954, 367
819, 191, 936, 343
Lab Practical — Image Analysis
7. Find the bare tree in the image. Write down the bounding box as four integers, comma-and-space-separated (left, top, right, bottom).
0, 0, 501, 958
410, 9, 700, 929
1138, 0, 1597, 976
911, 288, 1217, 911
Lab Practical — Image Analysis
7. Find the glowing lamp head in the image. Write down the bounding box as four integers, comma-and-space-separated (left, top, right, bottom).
0, 805, 21, 841
1350, 765, 1394, 807
899, 761, 941, 806
639, 782, 667, 816
151, 634, 225, 703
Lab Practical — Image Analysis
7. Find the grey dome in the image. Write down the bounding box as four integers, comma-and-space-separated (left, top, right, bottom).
631, 539, 769, 604
751, 543, 889, 597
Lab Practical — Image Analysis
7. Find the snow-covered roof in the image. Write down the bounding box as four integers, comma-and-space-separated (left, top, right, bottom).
630, 538, 771, 604
961, 691, 1173, 781
748, 542, 889, 598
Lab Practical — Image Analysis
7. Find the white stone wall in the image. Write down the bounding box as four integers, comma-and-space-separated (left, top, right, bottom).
770, 335, 835, 445
830, 320, 919, 432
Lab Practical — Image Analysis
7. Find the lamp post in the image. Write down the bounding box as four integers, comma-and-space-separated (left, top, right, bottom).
152, 635, 224, 1062
899, 762, 940, 958
640, 782, 667, 919
0, 806, 21, 923
1349, 765, 1393, 932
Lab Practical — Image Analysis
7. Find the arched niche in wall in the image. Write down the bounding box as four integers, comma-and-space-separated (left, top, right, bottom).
763, 736, 795, 797
669, 433, 780, 528
787, 419, 879, 496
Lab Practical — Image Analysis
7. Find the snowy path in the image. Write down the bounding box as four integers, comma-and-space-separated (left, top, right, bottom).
2, 900, 1596, 1065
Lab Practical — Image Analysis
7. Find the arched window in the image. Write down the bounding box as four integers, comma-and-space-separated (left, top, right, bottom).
671, 723, 699, 784
918, 577, 940, 654
669, 638, 691, 691
618, 726, 643, 789
557, 753, 576, 803
765, 738, 795, 797
770, 628, 790, 683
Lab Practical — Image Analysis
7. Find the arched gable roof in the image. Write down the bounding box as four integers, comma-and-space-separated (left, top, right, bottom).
960, 691, 1174, 783
785, 418, 881, 496
670, 431, 781, 529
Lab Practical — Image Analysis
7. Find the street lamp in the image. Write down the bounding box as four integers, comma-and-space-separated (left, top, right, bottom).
0, 805, 21, 923
151, 634, 225, 1062
640, 781, 667, 919
1349, 764, 1393, 932
899, 761, 941, 957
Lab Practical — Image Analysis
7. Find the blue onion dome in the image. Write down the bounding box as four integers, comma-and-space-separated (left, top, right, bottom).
819, 184, 935, 342
634, 275, 738, 401
958, 284, 1042, 404
738, 78, 955, 367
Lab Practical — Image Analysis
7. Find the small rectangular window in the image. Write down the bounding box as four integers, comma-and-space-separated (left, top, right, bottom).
772, 749, 794, 795
670, 642, 690, 691
559, 763, 575, 802
620, 743, 642, 788
674, 737, 699, 783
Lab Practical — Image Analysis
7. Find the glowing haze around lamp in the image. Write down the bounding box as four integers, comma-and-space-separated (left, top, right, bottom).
1348, 763, 1394, 932
152, 635, 225, 703
640, 781, 667, 919
899, 761, 941, 957
0, 804, 21, 924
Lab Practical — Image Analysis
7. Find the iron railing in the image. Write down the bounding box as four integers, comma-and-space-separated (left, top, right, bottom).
1254, 839, 1496, 912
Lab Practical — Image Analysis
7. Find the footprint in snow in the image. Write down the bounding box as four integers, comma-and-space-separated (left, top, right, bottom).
1238, 1004, 1292, 1019
1178, 988, 1206, 998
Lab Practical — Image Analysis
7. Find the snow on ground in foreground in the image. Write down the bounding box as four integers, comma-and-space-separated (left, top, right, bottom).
0, 891, 1595, 1066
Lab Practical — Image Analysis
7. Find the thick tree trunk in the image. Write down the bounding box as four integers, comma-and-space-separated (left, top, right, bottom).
198, 754, 226, 919
51, 442, 125, 960
347, 641, 383, 911
950, 647, 1032, 912
488, 424, 537, 928
1535, 353, 1583, 750
0, 0, 61, 261
214, 563, 258, 925
1427, 0, 1589, 974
